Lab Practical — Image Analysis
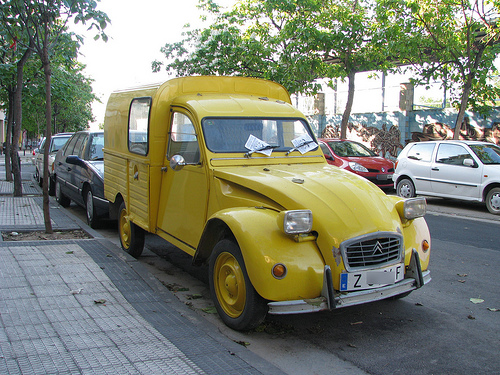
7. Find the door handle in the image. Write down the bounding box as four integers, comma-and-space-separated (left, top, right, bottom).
431, 167, 439, 171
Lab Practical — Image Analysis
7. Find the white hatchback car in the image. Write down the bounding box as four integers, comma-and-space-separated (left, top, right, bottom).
394, 140, 500, 214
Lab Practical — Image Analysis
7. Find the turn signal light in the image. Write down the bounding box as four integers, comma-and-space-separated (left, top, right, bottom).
272, 263, 287, 279
422, 240, 430, 252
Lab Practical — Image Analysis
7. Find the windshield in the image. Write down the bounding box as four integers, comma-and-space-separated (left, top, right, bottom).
328, 140, 376, 157
89, 133, 104, 160
50, 136, 71, 152
469, 143, 500, 164
202, 117, 315, 153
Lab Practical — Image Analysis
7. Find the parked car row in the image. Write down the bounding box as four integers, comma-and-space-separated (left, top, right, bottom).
394, 140, 500, 215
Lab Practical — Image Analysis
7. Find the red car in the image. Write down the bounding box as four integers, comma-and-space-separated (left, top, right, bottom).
319, 138, 395, 189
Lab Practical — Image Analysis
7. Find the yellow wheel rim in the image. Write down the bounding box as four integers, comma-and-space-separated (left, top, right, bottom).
214, 251, 246, 318
119, 209, 131, 249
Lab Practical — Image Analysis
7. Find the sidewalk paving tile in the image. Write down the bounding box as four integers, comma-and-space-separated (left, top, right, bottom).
0, 194, 285, 375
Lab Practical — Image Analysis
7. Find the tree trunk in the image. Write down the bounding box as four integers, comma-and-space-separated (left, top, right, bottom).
11, 46, 33, 196
42, 46, 53, 234
4, 90, 14, 182
453, 75, 472, 140
340, 70, 356, 139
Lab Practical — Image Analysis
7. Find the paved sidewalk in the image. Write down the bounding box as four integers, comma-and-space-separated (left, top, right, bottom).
0, 177, 285, 374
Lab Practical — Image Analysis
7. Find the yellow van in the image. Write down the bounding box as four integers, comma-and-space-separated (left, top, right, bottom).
103, 76, 431, 331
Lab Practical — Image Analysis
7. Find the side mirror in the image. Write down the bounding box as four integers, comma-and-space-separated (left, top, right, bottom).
463, 158, 476, 168
170, 154, 186, 171
324, 154, 333, 161
66, 155, 86, 168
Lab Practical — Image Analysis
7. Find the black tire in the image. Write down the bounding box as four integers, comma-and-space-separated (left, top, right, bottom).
34, 168, 41, 185
55, 180, 71, 207
85, 188, 100, 229
485, 187, 500, 215
36, 168, 43, 187
396, 178, 416, 198
118, 201, 145, 257
390, 291, 412, 300
48, 176, 55, 196
209, 239, 267, 331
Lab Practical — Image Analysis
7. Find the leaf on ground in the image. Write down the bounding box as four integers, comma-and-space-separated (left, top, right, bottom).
65, 251, 74, 254
467, 315, 475, 320
487, 307, 499, 312
457, 273, 468, 277
187, 294, 203, 300
470, 298, 484, 304
94, 299, 107, 304
234, 340, 250, 347
201, 306, 218, 314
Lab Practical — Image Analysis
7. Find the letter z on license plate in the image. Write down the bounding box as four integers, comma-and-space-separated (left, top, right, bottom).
340, 263, 404, 291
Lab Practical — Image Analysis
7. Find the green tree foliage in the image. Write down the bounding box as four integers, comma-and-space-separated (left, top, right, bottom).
153, 0, 401, 138
378, 0, 500, 138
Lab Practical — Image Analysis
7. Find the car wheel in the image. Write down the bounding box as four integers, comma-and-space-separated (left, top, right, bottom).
36, 168, 43, 187
55, 180, 71, 207
118, 201, 145, 257
209, 239, 267, 331
85, 188, 100, 229
390, 291, 412, 300
485, 187, 500, 215
34, 168, 40, 184
48, 176, 55, 196
396, 178, 416, 198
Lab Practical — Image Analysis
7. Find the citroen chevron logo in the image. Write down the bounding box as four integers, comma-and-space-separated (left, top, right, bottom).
372, 241, 384, 256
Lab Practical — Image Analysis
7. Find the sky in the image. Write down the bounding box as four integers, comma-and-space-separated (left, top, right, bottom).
72, 0, 229, 129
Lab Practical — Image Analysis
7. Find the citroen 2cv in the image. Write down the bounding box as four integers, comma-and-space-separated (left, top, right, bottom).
103, 76, 431, 331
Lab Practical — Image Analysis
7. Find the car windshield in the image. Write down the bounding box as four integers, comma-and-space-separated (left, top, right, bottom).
89, 133, 104, 160
50, 136, 71, 152
201, 117, 315, 154
469, 143, 500, 164
328, 141, 376, 157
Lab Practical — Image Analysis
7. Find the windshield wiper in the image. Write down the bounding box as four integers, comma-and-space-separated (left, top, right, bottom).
244, 145, 279, 158
285, 140, 316, 156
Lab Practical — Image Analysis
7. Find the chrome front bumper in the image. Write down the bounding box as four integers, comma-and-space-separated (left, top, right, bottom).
268, 249, 430, 315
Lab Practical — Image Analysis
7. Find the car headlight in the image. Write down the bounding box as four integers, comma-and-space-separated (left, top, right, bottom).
278, 210, 313, 234
397, 197, 427, 220
348, 162, 369, 173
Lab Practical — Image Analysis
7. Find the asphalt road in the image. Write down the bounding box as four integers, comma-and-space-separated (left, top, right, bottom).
5, 162, 499, 375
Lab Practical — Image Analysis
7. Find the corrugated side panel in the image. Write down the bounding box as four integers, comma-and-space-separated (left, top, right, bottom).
128, 161, 150, 230
104, 152, 128, 203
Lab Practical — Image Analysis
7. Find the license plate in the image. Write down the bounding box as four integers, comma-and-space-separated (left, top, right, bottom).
340, 263, 404, 291
377, 174, 393, 181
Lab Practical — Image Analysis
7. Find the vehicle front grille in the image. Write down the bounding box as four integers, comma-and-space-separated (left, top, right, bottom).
339, 232, 403, 271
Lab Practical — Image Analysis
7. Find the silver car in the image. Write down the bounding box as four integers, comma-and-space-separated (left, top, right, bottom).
34, 133, 73, 194
394, 140, 500, 214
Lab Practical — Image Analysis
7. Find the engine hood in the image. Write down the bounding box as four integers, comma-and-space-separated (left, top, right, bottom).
213, 163, 402, 242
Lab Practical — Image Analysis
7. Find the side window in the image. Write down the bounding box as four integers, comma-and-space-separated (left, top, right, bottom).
167, 112, 200, 164
73, 135, 88, 158
62, 134, 80, 156
436, 144, 473, 166
128, 97, 151, 155
407, 143, 435, 162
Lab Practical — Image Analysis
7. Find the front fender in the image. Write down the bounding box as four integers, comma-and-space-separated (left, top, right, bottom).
402, 217, 431, 271
197, 207, 325, 301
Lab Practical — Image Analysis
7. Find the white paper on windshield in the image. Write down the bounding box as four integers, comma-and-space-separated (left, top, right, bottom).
245, 134, 273, 156
291, 134, 318, 154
